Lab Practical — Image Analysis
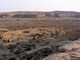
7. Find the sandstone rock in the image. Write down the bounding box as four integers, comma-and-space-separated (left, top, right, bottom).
58, 42, 80, 52
43, 52, 80, 60
0, 28, 9, 32
43, 53, 70, 60
0, 30, 24, 43
58, 39, 80, 52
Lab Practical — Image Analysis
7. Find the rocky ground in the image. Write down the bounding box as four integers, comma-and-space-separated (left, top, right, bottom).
0, 27, 79, 60
0, 10, 80, 60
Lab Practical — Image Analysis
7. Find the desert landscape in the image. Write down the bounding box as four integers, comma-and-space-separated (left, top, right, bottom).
0, 11, 80, 60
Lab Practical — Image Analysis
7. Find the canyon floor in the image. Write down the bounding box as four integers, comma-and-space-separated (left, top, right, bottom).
0, 19, 80, 60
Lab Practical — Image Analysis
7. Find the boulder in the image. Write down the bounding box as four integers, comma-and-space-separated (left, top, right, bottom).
58, 43, 80, 52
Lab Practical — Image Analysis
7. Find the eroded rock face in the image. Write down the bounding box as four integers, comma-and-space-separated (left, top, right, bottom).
58, 39, 80, 52
58, 43, 80, 52
0, 28, 64, 43
0, 11, 80, 19
0, 28, 80, 60
43, 52, 80, 60
1, 30, 23, 43
0, 40, 53, 60
43, 39, 80, 60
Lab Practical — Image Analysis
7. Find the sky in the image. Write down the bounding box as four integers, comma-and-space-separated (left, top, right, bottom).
0, 0, 80, 12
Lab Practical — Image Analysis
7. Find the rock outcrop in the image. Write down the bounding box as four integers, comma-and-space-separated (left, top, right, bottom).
0, 28, 79, 60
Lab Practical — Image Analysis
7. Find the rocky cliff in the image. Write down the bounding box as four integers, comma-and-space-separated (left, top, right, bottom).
0, 11, 80, 19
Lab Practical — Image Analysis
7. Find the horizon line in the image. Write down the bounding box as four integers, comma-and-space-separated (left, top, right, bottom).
0, 10, 80, 13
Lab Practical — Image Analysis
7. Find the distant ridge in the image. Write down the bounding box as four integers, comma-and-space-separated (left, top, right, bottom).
0, 11, 80, 20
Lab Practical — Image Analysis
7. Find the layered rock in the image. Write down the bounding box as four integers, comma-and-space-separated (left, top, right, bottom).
0, 11, 80, 19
